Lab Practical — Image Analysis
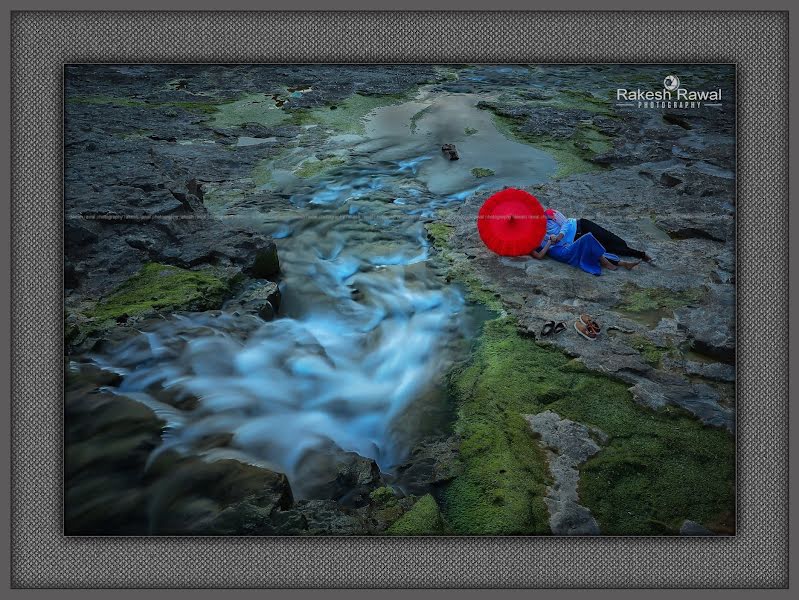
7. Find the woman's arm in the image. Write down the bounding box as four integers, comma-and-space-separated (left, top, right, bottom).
531, 239, 552, 259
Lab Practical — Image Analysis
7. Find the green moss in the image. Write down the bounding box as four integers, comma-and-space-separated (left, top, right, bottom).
369, 486, 397, 505
297, 92, 412, 135
464, 127, 478, 136
444, 316, 734, 535
210, 93, 289, 128
627, 334, 678, 368
442, 318, 553, 534
293, 156, 346, 179
251, 159, 273, 187
425, 222, 454, 248
201, 186, 248, 211
67, 95, 223, 115
618, 284, 705, 313
471, 167, 495, 178
503, 89, 616, 117
485, 109, 612, 179
67, 95, 145, 108
285, 109, 318, 127
163, 100, 220, 114
549, 90, 616, 116
90, 263, 228, 322
387, 494, 447, 535
410, 106, 433, 134
451, 269, 504, 313
547, 390, 734, 534
424, 222, 504, 313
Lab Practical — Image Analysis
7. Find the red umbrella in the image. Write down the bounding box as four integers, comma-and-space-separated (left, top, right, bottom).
476, 188, 547, 256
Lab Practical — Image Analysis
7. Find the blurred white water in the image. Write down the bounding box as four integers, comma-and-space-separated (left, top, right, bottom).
85, 90, 554, 495
92, 258, 466, 495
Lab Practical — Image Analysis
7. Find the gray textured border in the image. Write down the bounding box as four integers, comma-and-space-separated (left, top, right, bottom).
9, 10, 788, 589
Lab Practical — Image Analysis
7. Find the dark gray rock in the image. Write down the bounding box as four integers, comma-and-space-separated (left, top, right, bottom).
289, 500, 365, 535
684, 360, 735, 383
662, 113, 692, 130
65, 221, 99, 255
627, 375, 733, 431
250, 242, 281, 278
660, 172, 683, 187
393, 436, 462, 495
65, 364, 298, 535
674, 306, 735, 363
657, 214, 733, 243
441, 143, 460, 160
297, 449, 384, 508
226, 280, 282, 321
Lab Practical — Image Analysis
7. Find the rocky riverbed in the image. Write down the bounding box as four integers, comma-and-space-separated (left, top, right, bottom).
65, 64, 735, 535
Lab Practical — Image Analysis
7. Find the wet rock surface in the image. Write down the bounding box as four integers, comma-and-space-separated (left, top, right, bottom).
65, 64, 735, 535
393, 436, 463, 496
442, 72, 735, 431
64, 64, 453, 535
67, 362, 426, 535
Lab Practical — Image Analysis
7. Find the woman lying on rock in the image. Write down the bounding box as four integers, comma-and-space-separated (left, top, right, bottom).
531, 208, 651, 275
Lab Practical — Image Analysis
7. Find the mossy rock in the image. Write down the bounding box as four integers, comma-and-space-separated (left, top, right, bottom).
425, 222, 455, 248
481, 107, 613, 178
618, 284, 705, 313
627, 334, 679, 368
89, 263, 228, 322
67, 95, 146, 108
293, 156, 346, 179
288, 92, 413, 135
369, 485, 397, 505
442, 318, 555, 535
210, 93, 288, 128
471, 167, 495, 178
387, 494, 446, 535
410, 106, 433, 134
67, 95, 223, 115
251, 244, 281, 278
443, 316, 734, 535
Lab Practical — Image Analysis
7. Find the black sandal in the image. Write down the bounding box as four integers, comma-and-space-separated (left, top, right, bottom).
553, 322, 566, 334
541, 321, 555, 336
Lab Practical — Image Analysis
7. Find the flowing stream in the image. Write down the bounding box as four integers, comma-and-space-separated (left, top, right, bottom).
85, 88, 557, 496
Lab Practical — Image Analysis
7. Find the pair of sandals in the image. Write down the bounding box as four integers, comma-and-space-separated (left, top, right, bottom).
541, 320, 566, 336
574, 314, 601, 341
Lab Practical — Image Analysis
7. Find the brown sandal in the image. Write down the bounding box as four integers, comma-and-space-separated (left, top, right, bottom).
579, 314, 601, 334
574, 319, 597, 341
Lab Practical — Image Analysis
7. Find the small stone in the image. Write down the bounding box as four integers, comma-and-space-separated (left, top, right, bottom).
680, 520, 714, 535
441, 143, 460, 160
235, 281, 281, 320
660, 172, 683, 187
250, 242, 280, 278
663, 113, 692, 129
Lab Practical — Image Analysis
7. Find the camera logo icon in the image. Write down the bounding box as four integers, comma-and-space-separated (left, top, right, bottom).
663, 75, 681, 91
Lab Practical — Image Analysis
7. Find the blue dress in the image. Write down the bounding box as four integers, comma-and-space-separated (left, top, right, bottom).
541, 218, 619, 276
